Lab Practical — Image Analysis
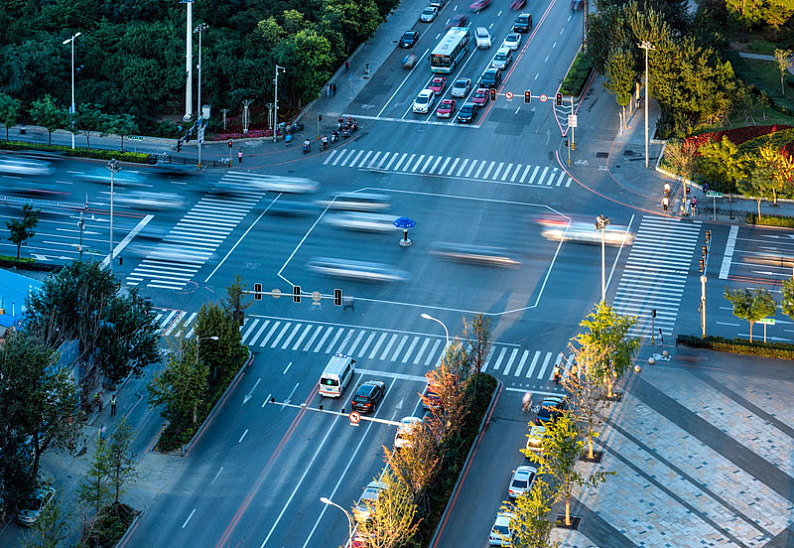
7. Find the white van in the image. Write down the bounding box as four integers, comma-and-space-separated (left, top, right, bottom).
319, 353, 356, 397
475, 27, 491, 49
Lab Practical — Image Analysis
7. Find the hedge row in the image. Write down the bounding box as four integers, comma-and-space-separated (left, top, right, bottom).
677, 334, 794, 359
0, 140, 154, 164
560, 51, 594, 98
0, 256, 60, 272
745, 212, 794, 227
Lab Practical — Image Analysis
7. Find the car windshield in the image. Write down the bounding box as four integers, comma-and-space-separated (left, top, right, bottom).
417, 95, 429, 103
518, 15, 528, 22
493, 524, 509, 535
477, 29, 487, 36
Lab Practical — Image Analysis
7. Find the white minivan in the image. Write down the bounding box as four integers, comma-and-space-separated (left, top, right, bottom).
319, 353, 356, 397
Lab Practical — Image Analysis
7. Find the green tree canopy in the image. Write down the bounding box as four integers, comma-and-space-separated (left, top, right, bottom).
6, 203, 40, 259
0, 92, 21, 140
724, 288, 777, 342
29, 95, 66, 145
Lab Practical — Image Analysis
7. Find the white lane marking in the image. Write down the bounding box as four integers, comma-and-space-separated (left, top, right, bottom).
182, 509, 196, 528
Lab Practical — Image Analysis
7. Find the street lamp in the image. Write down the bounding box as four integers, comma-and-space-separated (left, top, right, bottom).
181, 0, 194, 123
638, 40, 655, 169
421, 313, 449, 347
106, 159, 120, 274
273, 65, 286, 142
62, 32, 82, 150
194, 22, 209, 168
319, 497, 354, 545
595, 215, 609, 303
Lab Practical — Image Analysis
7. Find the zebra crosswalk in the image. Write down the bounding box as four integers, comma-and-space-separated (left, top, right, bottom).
322, 148, 573, 188
125, 172, 266, 291
612, 216, 702, 338
153, 309, 570, 384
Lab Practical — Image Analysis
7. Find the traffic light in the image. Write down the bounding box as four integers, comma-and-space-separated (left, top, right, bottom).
334, 289, 342, 306
652, 309, 656, 318
253, 283, 262, 301
555, 93, 562, 106
176, 139, 182, 152
490, 88, 496, 100
228, 140, 233, 148
705, 230, 711, 244
699, 259, 705, 273
524, 90, 531, 103
319, 114, 323, 122
293, 285, 301, 303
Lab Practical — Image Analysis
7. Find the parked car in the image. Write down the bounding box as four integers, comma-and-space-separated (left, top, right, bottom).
420, 6, 438, 22
456, 102, 479, 124
353, 480, 386, 523
450, 77, 472, 98
422, 385, 441, 409
351, 380, 387, 412
511, 0, 526, 9
489, 511, 515, 546
17, 486, 56, 527
428, 76, 447, 94
534, 396, 568, 425
394, 416, 424, 449
525, 424, 546, 456
508, 465, 537, 499
399, 30, 419, 48
479, 68, 501, 88
475, 27, 492, 49
513, 12, 533, 32
436, 98, 457, 118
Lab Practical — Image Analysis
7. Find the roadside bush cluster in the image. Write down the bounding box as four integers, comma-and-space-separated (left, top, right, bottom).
677, 335, 794, 359
0, 138, 153, 164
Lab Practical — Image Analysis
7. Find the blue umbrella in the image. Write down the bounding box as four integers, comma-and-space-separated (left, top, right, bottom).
393, 217, 416, 247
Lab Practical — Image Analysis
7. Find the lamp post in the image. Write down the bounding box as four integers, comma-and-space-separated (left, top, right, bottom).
595, 215, 609, 303
320, 497, 354, 545
638, 40, 655, 169
421, 313, 449, 347
106, 159, 120, 274
194, 22, 209, 168
273, 65, 285, 142
63, 32, 81, 150
181, 0, 194, 123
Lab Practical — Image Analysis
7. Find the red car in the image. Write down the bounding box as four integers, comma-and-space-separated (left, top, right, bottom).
428, 76, 447, 94
471, 88, 489, 106
446, 13, 468, 29
511, 0, 526, 9
436, 98, 457, 118
470, 0, 492, 10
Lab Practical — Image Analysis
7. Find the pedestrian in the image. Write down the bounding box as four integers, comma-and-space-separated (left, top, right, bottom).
522, 392, 532, 412
664, 182, 671, 195
343, 295, 355, 311
110, 394, 117, 416
662, 196, 669, 212
552, 364, 561, 385
691, 196, 698, 216
345, 60, 350, 71
238, 149, 243, 164
98, 425, 107, 442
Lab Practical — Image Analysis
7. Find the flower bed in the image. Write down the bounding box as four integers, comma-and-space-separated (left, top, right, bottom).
685, 124, 793, 151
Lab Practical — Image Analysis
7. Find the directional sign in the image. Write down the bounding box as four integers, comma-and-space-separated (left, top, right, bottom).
349, 411, 361, 424
505, 91, 514, 100
568, 114, 578, 128
758, 318, 776, 325
127, 135, 144, 141
539, 94, 548, 102
705, 190, 723, 198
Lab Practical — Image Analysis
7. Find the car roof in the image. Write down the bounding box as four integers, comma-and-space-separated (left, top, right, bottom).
541, 396, 564, 404
495, 512, 514, 525
515, 465, 537, 475
476, 27, 489, 34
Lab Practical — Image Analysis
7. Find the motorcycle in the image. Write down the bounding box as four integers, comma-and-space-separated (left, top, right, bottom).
342, 128, 350, 139
303, 140, 311, 154
321, 138, 328, 151
331, 132, 338, 144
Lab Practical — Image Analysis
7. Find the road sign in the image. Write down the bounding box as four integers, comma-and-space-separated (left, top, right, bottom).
127, 135, 143, 141
349, 411, 361, 424
505, 91, 514, 100
758, 318, 776, 325
312, 291, 322, 302
568, 114, 578, 128
539, 94, 548, 102
705, 190, 723, 198
272, 288, 282, 299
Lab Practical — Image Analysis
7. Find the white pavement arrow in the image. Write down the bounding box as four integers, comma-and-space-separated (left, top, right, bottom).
243, 377, 261, 404
31, 253, 53, 262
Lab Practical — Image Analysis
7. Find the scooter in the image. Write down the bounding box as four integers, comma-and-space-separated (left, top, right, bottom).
342, 128, 350, 139
303, 141, 311, 154
331, 132, 338, 144
321, 138, 328, 151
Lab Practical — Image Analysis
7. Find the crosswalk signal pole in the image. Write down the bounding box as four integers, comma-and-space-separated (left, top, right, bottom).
700, 275, 707, 338
651, 309, 656, 345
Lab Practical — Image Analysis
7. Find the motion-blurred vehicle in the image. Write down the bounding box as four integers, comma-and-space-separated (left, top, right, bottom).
0, 157, 54, 176
399, 30, 420, 48
433, 242, 520, 266
129, 243, 215, 264
354, 480, 386, 523
511, 0, 526, 9
318, 192, 390, 212
475, 27, 492, 48
77, 167, 146, 186
246, 175, 319, 194
450, 78, 472, 98
571, 0, 583, 9
502, 33, 521, 51
536, 217, 635, 246
471, 88, 490, 106
446, 13, 468, 29
420, 6, 438, 22
508, 465, 537, 499
402, 53, 418, 69
150, 163, 195, 178
307, 257, 408, 282
456, 102, 479, 124
436, 98, 457, 118
428, 76, 447, 94
394, 416, 424, 449
469, 0, 491, 11
114, 191, 185, 211
267, 200, 320, 217
135, 223, 171, 242
351, 380, 386, 412
17, 486, 56, 527
324, 212, 399, 232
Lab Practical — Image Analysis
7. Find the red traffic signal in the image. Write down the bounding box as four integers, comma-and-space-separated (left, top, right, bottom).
524, 90, 531, 103
228, 140, 233, 148
555, 93, 562, 106
490, 88, 496, 100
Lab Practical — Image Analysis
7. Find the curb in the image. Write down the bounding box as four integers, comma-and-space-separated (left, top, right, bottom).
114, 509, 144, 548
430, 376, 503, 548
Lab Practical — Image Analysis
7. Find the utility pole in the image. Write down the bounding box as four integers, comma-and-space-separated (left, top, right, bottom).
194, 22, 208, 169
570, 97, 575, 151
63, 32, 81, 150
699, 230, 711, 338
638, 41, 655, 168
273, 65, 285, 142
106, 160, 120, 275
242, 99, 253, 135
181, 0, 194, 123
596, 215, 609, 303
221, 108, 229, 130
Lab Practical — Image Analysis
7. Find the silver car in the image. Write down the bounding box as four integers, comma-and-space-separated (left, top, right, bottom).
17, 486, 56, 527
450, 78, 471, 98
307, 257, 408, 282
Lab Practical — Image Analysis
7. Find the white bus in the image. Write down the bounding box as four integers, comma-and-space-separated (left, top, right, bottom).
430, 27, 471, 74
318, 353, 356, 397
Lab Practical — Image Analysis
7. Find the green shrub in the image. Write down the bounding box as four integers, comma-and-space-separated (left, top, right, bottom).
737, 127, 794, 156
745, 212, 794, 227
677, 334, 794, 359
0, 140, 154, 164
560, 52, 595, 97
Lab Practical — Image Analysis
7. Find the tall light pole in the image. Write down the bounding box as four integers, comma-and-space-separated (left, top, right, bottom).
320, 497, 353, 545
181, 0, 194, 123
595, 215, 609, 303
63, 32, 82, 150
273, 65, 285, 142
638, 41, 655, 169
421, 313, 449, 347
106, 159, 120, 274
194, 22, 209, 168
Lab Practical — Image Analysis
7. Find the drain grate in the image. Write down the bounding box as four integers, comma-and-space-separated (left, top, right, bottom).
596, 152, 609, 158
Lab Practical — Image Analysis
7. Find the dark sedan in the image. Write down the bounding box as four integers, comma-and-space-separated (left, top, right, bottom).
534, 396, 568, 425
399, 31, 419, 48
456, 102, 479, 124
351, 380, 386, 412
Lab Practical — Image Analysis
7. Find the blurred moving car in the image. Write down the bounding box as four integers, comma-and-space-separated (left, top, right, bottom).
446, 13, 468, 29
432, 242, 521, 266
17, 486, 56, 527
76, 167, 146, 186
511, 0, 526, 9
267, 200, 320, 217
0, 157, 54, 176
489, 511, 515, 546
324, 212, 399, 232
469, 0, 492, 11
399, 30, 419, 48
351, 380, 387, 412
436, 98, 457, 118
307, 257, 409, 282
475, 27, 491, 48
420, 6, 438, 22
353, 480, 386, 523
508, 465, 537, 499
394, 416, 424, 449
318, 192, 390, 211
114, 191, 185, 211
128, 243, 215, 264
245, 175, 319, 194
536, 217, 635, 246
150, 163, 195, 178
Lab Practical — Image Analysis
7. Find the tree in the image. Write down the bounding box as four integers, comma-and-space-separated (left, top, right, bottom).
576, 302, 639, 399
323, 0, 382, 52
603, 47, 637, 130
222, 274, 252, 328
532, 414, 612, 526
25, 262, 159, 389
764, 2, 794, 32
781, 278, 794, 319
774, 49, 792, 96
194, 302, 247, 388
504, 480, 558, 548
6, 203, 40, 259
424, 347, 469, 455
561, 342, 608, 460
724, 0, 764, 35
463, 313, 491, 376
755, 145, 794, 205
696, 136, 747, 192
724, 288, 777, 342
105, 418, 137, 504
72, 102, 106, 149
663, 139, 698, 194
740, 154, 779, 218
29, 95, 66, 145
384, 423, 439, 508
0, 92, 21, 140
356, 471, 420, 548
78, 438, 111, 516
103, 113, 138, 151
148, 340, 209, 427
22, 494, 70, 548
